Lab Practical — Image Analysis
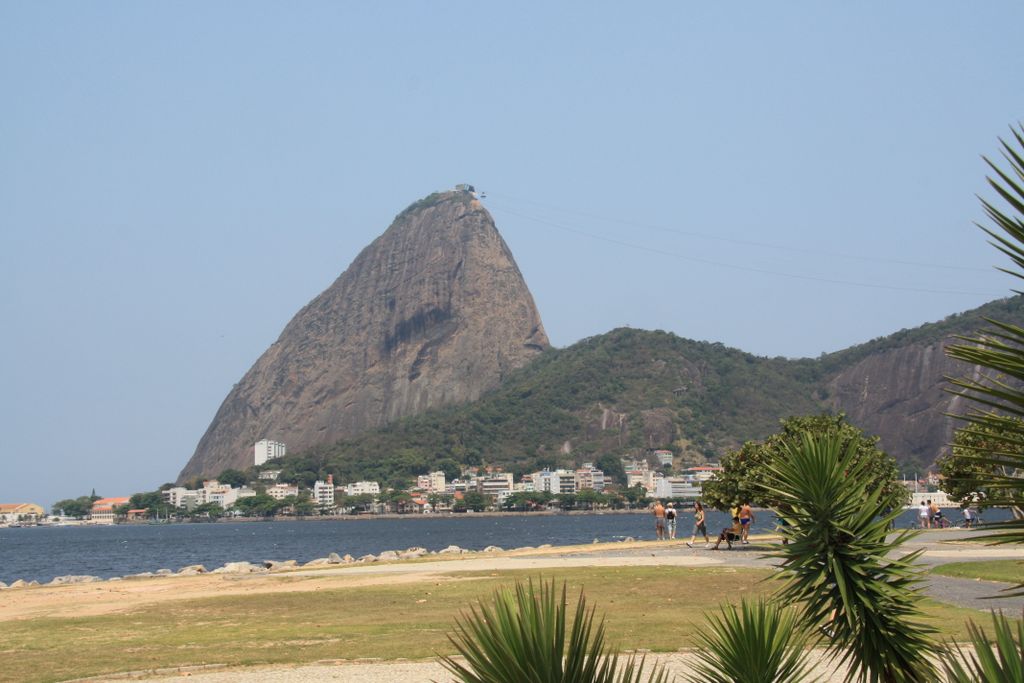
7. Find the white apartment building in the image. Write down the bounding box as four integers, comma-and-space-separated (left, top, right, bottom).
415, 471, 446, 492
683, 466, 723, 483
478, 473, 514, 499
254, 439, 287, 466
345, 481, 380, 496
266, 484, 299, 501
574, 463, 606, 492
532, 469, 576, 495
259, 470, 282, 481
626, 467, 658, 492
313, 476, 335, 508
654, 476, 702, 499
653, 450, 674, 467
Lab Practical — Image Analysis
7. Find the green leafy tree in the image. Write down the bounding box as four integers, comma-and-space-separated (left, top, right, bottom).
462, 491, 488, 512
702, 413, 907, 512
938, 420, 1024, 512
436, 458, 462, 482
232, 494, 281, 517
217, 469, 248, 488
189, 502, 224, 519
52, 496, 93, 518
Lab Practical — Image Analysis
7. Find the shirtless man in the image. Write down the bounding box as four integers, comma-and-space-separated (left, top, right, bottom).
739, 502, 755, 544
652, 500, 666, 540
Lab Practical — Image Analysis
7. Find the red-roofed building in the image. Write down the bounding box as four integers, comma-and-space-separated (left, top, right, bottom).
91, 497, 131, 525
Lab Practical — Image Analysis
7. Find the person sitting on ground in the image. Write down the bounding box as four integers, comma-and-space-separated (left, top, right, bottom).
712, 516, 742, 550
687, 501, 710, 548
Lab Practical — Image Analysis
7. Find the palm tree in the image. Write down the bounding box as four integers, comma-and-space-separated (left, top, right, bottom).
763, 433, 936, 682
945, 124, 1024, 578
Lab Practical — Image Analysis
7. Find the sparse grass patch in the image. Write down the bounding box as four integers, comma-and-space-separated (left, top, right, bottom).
0, 566, 1000, 683
930, 559, 1024, 584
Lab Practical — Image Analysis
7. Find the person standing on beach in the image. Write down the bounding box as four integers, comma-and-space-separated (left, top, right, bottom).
687, 501, 710, 548
665, 503, 677, 539
739, 501, 754, 544
929, 499, 940, 527
652, 500, 666, 540
919, 501, 930, 528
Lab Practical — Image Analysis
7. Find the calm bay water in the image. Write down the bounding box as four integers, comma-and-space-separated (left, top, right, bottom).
0, 508, 1012, 584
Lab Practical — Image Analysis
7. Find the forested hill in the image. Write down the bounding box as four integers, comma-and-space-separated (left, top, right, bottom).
274, 296, 1024, 488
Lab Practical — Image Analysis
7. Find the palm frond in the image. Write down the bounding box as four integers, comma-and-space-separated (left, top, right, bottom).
687, 597, 814, 683
939, 610, 1024, 682
438, 578, 673, 683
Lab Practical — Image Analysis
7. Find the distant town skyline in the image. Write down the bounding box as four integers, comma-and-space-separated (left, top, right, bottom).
3, 3, 1023, 505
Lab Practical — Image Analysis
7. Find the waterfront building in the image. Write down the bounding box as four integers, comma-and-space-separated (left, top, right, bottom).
90, 497, 130, 524
345, 481, 380, 496
478, 473, 514, 499
0, 503, 45, 524
909, 490, 957, 508
654, 476, 702, 499
532, 469, 577, 495
415, 471, 446, 492
266, 484, 300, 500
258, 470, 282, 481
682, 465, 723, 483
254, 439, 287, 466
574, 463, 606, 492
313, 476, 335, 508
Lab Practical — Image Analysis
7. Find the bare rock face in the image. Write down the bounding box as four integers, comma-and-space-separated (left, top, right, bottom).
179, 191, 548, 480
824, 339, 983, 466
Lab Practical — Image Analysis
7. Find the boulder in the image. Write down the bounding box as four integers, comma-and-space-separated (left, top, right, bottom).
0, 581, 7, 589
48, 575, 102, 586
155, 568, 174, 575
537, 544, 552, 549
108, 577, 122, 582
126, 572, 156, 579
483, 545, 503, 553
399, 548, 427, 560
377, 550, 399, 561
212, 561, 266, 574
265, 560, 298, 571
304, 558, 332, 567
327, 552, 344, 564
9, 579, 28, 589
357, 554, 378, 563
623, 537, 635, 543
438, 545, 464, 555
342, 554, 355, 563
177, 566, 207, 576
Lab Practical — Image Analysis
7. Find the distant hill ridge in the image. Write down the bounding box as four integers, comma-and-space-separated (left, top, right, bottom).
284, 295, 1024, 485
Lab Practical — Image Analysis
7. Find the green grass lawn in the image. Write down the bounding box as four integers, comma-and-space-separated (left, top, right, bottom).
930, 559, 1024, 583
0, 566, 1005, 683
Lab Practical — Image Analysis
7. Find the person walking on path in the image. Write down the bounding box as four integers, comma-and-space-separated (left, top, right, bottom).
652, 500, 666, 540
665, 503, 677, 540
686, 501, 710, 548
739, 501, 754, 544
919, 501, 930, 529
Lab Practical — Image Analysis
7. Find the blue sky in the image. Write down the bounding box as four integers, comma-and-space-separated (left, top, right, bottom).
3, 3, 1023, 506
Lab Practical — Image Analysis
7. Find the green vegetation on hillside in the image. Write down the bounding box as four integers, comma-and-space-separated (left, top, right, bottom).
277, 297, 1024, 489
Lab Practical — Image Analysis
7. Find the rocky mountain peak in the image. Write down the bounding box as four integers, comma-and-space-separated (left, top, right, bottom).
178, 190, 548, 481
